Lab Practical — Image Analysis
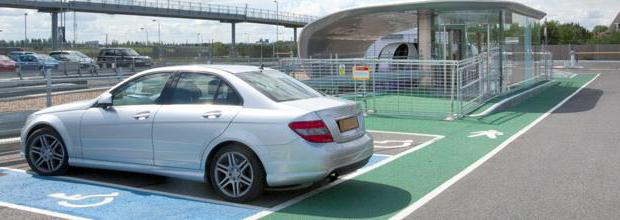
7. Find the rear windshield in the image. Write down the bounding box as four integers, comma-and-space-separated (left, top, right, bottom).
236, 70, 322, 102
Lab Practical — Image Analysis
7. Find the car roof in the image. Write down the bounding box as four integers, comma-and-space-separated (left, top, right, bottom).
9, 51, 34, 54
143, 64, 274, 75
50, 50, 77, 53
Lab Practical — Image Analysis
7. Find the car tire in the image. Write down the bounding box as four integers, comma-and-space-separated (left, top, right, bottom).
209, 144, 265, 202
25, 128, 69, 176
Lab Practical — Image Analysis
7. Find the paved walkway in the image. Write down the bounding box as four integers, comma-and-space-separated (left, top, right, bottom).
408, 71, 619, 220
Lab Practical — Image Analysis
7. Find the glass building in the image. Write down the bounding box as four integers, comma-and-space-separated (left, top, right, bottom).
298, 0, 547, 92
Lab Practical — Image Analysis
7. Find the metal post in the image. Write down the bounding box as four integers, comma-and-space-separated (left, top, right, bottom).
77, 63, 82, 77
231, 23, 236, 57
44, 68, 52, 107
24, 13, 28, 46
116, 66, 123, 81
51, 12, 59, 50
131, 58, 136, 72
63, 62, 68, 76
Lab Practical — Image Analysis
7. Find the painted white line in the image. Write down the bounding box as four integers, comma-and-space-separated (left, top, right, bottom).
0, 166, 27, 173
0, 137, 20, 145
368, 130, 444, 139
372, 153, 393, 158
468, 81, 554, 117
0, 201, 90, 220
390, 73, 601, 220
0, 167, 262, 210
245, 131, 445, 220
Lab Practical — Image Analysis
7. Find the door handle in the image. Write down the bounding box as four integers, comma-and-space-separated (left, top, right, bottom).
201, 111, 222, 119
133, 111, 151, 120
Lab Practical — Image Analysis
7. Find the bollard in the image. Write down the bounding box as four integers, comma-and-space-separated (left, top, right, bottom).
116, 66, 123, 82
44, 68, 52, 107
569, 50, 577, 67
16, 66, 23, 80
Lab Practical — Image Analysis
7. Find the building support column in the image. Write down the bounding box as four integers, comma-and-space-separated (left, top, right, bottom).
417, 10, 432, 61
417, 9, 433, 87
51, 12, 59, 50
230, 22, 236, 57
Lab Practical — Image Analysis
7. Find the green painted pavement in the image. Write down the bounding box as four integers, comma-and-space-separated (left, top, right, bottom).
263, 74, 597, 220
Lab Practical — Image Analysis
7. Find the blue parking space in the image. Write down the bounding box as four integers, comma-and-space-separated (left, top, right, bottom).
0, 154, 389, 219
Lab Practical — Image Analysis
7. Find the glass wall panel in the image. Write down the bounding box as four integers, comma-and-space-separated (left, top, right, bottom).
503, 11, 542, 91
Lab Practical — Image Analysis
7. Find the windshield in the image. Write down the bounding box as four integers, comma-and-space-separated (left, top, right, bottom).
236, 70, 322, 102
71, 51, 90, 58
34, 54, 57, 62
121, 49, 140, 56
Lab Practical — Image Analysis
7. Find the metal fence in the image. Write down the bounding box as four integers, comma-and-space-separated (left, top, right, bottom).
278, 49, 552, 119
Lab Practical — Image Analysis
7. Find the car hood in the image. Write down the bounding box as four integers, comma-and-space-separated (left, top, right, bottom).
34, 99, 97, 115
0, 61, 15, 65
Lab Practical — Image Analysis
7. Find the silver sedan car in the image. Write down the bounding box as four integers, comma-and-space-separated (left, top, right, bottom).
21, 65, 373, 202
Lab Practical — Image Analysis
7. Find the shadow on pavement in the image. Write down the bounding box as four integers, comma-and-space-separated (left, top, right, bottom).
477, 83, 603, 125
277, 180, 411, 219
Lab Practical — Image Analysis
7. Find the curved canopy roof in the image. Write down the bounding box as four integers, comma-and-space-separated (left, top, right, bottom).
299, 0, 546, 58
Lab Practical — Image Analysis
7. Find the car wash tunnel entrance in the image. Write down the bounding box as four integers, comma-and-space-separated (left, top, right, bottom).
277, 1, 553, 119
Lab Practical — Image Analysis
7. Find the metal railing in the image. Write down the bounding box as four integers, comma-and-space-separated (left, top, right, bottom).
17, 0, 317, 24
277, 49, 552, 119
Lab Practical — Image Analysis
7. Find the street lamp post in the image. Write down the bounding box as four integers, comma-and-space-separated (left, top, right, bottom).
140, 27, 149, 45
24, 13, 28, 45
273, 0, 279, 58
152, 19, 161, 45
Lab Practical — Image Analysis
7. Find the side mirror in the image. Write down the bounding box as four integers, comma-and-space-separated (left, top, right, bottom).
95, 92, 113, 108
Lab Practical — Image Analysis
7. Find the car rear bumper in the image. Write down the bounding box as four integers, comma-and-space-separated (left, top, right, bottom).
259, 133, 374, 187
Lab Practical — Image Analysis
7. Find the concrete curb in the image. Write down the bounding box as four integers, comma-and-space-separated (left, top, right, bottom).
468, 80, 557, 118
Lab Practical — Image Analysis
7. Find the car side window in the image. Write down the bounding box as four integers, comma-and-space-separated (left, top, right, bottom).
112, 73, 172, 106
169, 73, 242, 106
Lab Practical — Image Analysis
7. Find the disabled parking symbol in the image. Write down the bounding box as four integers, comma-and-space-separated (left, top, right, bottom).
48, 192, 119, 208
374, 140, 414, 149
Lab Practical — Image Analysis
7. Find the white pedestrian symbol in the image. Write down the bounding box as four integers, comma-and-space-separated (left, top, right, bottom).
468, 130, 504, 139
48, 192, 119, 208
374, 140, 414, 149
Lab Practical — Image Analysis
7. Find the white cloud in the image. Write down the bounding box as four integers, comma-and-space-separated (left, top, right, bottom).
0, 0, 618, 43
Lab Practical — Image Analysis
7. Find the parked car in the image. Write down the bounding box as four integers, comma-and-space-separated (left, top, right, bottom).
15, 54, 60, 70
0, 55, 18, 71
21, 65, 373, 202
50, 50, 98, 69
96, 48, 152, 68
8, 51, 35, 61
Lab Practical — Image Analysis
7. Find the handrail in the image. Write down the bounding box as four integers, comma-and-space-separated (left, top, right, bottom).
17, 0, 317, 24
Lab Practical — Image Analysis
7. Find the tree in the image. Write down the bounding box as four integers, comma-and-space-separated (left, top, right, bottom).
593, 25, 608, 34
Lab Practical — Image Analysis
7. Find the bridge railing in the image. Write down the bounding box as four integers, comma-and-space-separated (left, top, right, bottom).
29, 0, 317, 24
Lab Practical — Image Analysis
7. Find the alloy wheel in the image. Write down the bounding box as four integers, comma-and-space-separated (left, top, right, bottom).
213, 152, 254, 198
29, 134, 65, 173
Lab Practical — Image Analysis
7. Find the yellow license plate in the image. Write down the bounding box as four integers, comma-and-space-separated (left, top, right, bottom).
338, 117, 359, 132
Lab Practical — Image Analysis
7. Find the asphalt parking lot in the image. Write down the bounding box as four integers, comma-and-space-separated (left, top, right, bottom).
0, 131, 439, 219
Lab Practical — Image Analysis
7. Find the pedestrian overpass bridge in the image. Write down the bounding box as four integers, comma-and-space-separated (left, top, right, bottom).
0, 0, 316, 51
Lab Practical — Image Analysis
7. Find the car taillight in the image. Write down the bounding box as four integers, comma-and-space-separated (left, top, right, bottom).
289, 120, 334, 143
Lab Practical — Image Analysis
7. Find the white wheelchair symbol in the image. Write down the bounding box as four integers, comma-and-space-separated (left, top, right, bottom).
48, 192, 119, 208
374, 140, 414, 149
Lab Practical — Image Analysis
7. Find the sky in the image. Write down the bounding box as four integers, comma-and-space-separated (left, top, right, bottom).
0, 0, 618, 44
